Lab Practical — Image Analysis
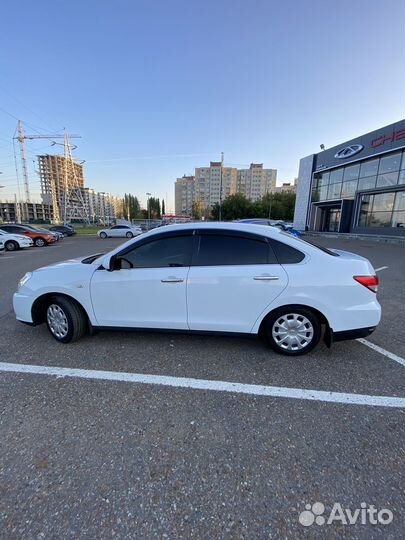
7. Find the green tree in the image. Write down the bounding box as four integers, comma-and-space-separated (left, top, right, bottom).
147, 197, 161, 218
123, 193, 141, 221
162, 199, 166, 215
211, 193, 254, 220
210, 192, 296, 221
192, 199, 204, 220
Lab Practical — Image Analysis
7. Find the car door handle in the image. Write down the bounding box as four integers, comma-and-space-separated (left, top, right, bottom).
161, 277, 184, 283
253, 275, 279, 281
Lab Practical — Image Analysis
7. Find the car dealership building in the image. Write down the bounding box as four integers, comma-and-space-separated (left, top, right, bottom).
293, 119, 405, 236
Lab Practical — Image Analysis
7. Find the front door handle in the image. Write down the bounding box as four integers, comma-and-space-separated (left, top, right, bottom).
253, 275, 279, 281
161, 277, 184, 283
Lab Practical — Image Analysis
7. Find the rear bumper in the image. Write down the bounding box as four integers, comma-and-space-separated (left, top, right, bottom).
332, 326, 376, 342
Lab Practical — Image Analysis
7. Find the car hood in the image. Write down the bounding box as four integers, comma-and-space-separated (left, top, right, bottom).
35, 255, 94, 272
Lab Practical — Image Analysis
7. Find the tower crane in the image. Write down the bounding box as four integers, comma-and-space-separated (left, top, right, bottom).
14, 121, 83, 223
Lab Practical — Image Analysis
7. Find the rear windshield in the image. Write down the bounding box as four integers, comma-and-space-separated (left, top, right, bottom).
278, 231, 339, 257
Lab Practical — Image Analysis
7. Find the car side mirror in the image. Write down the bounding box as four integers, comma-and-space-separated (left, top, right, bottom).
101, 254, 116, 271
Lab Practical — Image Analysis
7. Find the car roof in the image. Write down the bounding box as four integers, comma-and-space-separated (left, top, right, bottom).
143, 221, 284, 239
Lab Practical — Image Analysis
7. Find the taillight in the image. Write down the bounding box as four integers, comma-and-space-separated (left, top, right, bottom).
353, 275, 379, 293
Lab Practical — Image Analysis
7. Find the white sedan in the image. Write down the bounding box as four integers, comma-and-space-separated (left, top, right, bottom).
97, 225, 142, 239
13, 222, 381, 356
0, 229, 34, 251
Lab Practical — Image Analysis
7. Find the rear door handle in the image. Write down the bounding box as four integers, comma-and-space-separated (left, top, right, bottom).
161, 277, 184, 283
253, 275, 279, 281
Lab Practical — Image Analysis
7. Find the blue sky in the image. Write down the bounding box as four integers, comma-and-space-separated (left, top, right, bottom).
0, 0, 404, 211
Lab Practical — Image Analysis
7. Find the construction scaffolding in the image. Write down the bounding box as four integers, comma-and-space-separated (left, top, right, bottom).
15, 121, 89, 224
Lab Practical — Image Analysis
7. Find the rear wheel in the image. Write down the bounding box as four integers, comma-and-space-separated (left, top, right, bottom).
46, 296, 87, 343
5, 240, 18, 251
263, 307, 321, 356
99, 232, 107, 239
34, 237, 47, 247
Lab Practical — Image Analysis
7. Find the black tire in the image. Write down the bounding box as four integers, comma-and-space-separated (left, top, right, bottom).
34, 237, 47, 247
126, 231, 133, 238
46, 296, 87, 343
100, 232, 107, 239
5, 240, 19, 251
262, 306, 321, 356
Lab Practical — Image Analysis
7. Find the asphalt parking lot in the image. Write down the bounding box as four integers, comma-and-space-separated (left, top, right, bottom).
0, 235, 404, 538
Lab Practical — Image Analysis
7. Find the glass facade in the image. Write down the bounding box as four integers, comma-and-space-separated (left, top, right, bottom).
311, 149, 405, 203
358, 191, 405, 229
310, 148, 405, 233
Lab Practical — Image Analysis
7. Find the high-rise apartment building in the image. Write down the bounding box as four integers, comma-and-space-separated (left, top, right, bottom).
174, 162, 278, 215
237, 163, 277, 201
175, 175, 195, 216
194, 162, 238, 212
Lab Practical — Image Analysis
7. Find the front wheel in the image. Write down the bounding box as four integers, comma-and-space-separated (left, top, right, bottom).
5, 240, 18, 251
46, 297, 87, 343
34, 237, 47, 247
99, 232, 107, 239
263, 307, 321, 356
126, 231, 134, 238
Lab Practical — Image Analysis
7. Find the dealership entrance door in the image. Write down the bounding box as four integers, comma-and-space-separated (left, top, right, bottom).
309, 200, 354, 233
323, 208, 341, 232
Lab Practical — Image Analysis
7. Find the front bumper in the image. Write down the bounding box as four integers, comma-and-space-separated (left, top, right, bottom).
13, 292, 34, 324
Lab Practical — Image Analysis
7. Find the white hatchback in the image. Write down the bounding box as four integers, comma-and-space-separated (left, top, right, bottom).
13, 223, 381, 356
97, 225, 142, 239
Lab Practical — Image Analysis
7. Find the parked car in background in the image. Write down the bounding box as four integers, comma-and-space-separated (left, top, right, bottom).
272, 222, 302, 238
98, 224, 143, 239
21, 225, 63, 242
48, 225, 76, 237
0, 224, 57, 247
14, 222, 381, 356
0, 239, 4, 252
236, 218, 302, 238
0, 229, 33, 251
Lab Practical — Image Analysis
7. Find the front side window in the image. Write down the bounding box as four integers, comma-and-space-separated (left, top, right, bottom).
118, 235, 193, 268
194, 234, 272, 266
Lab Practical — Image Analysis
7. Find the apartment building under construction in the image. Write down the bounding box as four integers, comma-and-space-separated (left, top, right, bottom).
38, 154, 87, 221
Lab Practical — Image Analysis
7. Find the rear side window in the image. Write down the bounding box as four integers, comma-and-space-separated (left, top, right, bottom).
195, 234, 273, 266
270, 239, 305, 264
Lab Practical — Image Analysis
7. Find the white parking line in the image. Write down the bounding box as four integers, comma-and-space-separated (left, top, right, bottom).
1, 256, 15, 259
375, 266, 389, 272
0, 361, 404, 408
357, 338, 405, 367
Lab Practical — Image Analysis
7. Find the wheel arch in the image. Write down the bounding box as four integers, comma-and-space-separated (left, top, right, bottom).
31, 292, 89, 325
257, 303, 330, 337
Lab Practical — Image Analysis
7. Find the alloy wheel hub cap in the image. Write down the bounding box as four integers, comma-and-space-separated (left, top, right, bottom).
272, 313, 314, 351
47, 304, 69, 339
